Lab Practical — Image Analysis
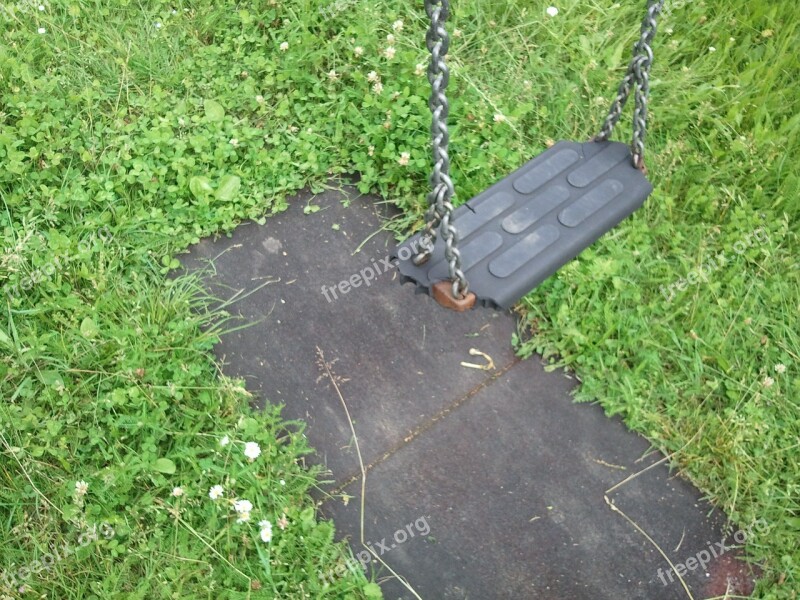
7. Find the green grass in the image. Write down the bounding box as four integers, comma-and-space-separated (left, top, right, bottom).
0, 0, 797, 598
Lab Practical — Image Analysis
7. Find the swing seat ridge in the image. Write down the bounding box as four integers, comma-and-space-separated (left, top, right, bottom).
395, 140, 653, 309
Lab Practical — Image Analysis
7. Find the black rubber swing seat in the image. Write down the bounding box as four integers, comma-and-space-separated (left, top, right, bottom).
395, 140, 653, 309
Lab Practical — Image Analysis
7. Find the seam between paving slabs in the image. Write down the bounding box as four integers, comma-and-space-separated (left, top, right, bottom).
322, 356, 523, 503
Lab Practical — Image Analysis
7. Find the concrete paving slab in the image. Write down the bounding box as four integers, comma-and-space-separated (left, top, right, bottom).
182, 184, 518, 482
321, 365, 733, 600
182, 183, 757, 599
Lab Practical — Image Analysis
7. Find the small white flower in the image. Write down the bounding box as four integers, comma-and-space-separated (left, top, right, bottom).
154, 22, 162, 29
236, 511, 251, 524
453, 28, 463, 38
172, 9, 177, 15
384, 47, 396, 60
774, 364, 786, 374
398, 152, 410, 166
75, 480, 89, 496
368, 146, 375, 156
415, 63, 426, 76
279, 479, 286, 486
220, 435, 230, 446
372, 81, 384, 94
494, 113, 507, 123
709, 46, 716, 53
229, 138, 239, 147
208, 485, 224, 500
172, 487, 184, 497
259, 519, 273, 542
523, 80, 532, 90
38, 5, 45, 11
367, 70, 379, 82
234, 499, 253, 514
354, 46, 364, 57
546, 6, 559, 17
279, 41, 289, 52
37, 27, 46, 34
327, 69, 339, 81
386, 33, 396, 44
392, 20, 404, 32
244, 441, 261, 461
762, 376, 774, 388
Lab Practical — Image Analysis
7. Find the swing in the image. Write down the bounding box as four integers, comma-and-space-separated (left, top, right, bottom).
395, 0, 665, 311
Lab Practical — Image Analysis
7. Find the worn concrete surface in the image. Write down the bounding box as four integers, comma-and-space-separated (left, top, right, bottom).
182, 183, 753, 600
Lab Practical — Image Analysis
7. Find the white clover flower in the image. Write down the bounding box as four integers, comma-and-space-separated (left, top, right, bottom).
494, 113, 507, 123
372, 82, 384, 94
398, 152, 410, 166
775, 364, 787, 374
259, 519, 273, 542
75, 480, 89, 496
229, 138, 239, 147
354, 46, 364, 57
255, 95, 264, 104
208, 485, 224, 500
546, 6, 558, 17
384, 47, 396, 60
709, 46, 716, 53
367, 70, 379, 83
415, 63, 426, 76
762, 376, 774, 388
327, 69, 339, 81
39, 4, 46, 10
234, 499, 253, 514
154, 22, 162, 29
236, 512, 251, 524
368, 146, 375, 156
38, 27, 46, 34
392, 20, 404, 32
244, 441, 261, 461
279, 41, 289, 52
386, 33, 396, 44
279, 479, 286, 486
172, 486, 184, 497
220, 435, 230, 446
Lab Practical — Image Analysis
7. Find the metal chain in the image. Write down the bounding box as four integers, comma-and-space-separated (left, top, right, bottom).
414, 0, 468, 299
595, 0, 665, 171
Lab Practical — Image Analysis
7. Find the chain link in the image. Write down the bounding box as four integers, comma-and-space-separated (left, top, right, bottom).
415, 0, 468, 299
595, 0, 665, 171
